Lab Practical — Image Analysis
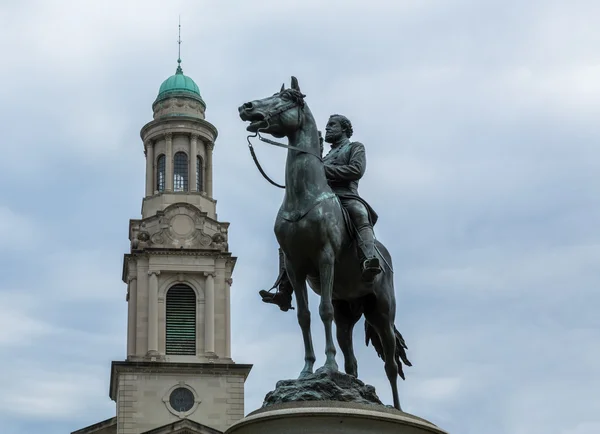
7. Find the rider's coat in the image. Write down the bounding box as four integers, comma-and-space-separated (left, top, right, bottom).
323, 141, 378, 225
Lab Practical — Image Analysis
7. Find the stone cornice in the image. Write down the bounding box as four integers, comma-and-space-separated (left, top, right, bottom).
140, 117, 218, 144
132, 248, 235, 258
122, 251, 237, 283
142, 191, 218, 206
109, 360, 253, 401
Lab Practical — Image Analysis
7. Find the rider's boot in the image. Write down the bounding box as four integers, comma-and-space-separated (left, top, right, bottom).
358, 225, 382, 282
259, 276, 294, 312
258, 248, 294, 312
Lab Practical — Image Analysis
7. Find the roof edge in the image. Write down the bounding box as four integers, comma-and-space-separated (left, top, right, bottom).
71, 416, 117, 434
153, 90, 206, 108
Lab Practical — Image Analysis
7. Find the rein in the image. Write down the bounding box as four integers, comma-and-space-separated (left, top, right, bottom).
246, 132, 286, 189
246, 98, 322, 189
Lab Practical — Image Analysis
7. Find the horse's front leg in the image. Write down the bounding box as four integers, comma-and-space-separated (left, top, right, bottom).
285, 261, 315, 378
319, 247, 338, 372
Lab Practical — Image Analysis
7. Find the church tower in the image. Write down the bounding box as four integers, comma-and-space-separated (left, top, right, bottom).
112, 54, 252, 433
73, 41, 251, 434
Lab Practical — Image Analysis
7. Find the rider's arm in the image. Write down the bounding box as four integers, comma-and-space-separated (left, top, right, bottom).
324, 142, 366, 181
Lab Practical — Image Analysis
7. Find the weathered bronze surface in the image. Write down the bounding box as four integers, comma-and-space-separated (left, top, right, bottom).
239, 77, 411, 411
262, 366, 383, 408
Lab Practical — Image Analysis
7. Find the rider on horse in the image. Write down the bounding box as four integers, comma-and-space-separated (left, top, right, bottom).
259, 114, 382, 311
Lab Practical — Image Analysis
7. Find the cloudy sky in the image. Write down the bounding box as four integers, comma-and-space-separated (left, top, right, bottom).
1, 1, 599, 433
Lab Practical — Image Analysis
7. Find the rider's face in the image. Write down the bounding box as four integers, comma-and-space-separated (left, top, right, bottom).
325, 118, 344, 143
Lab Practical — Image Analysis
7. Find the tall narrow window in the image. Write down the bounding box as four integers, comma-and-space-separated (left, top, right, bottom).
196, 156, 203, 192
156, 154, 166, 192
166, 284, 196, 355
173, 152, 188, 192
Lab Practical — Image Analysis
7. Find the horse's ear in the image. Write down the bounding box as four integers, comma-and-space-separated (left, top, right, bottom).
280, 83, 285, 92
291, 76, 301, 92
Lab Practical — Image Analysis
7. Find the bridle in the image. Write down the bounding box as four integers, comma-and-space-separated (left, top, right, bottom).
246, 92, 322, 189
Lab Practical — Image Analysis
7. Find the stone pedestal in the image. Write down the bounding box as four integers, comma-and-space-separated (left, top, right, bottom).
225, 402, 448, 434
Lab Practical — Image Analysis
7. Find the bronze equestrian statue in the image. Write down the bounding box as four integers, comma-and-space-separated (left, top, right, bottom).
239, 77, 411, 411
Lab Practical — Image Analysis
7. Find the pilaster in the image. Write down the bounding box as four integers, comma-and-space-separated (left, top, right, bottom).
204, 272, 215, 357
127, 275, 138, 357
225, 277, 232, 359
135, 258, 149, 357
190, 134, 198, 192
145, 140, 154, 197
147, 270, 160, 358
165, 132, 173, 192
206, 141, 214, 198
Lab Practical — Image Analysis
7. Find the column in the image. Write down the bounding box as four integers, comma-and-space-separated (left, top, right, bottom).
190, 134, 198, 192
206, 141, 214, 198
127, 276, 137, 357
148, 270, 160, 355
145, 140, 154, 196
165, 132, 173, 192
204, 272, 215, 356
136, 258, 149, 356
224, 277, 232, 358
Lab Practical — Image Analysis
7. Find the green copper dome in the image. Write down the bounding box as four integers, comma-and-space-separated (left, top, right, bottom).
155, 61, 202, 103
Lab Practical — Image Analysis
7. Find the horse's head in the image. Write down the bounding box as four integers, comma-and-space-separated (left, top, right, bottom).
239, 76, 306, 139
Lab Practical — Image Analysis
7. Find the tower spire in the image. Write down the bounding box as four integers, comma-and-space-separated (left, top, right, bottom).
176, 16, 183, 74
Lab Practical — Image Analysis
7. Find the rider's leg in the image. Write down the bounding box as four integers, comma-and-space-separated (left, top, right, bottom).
259, 248, 294, 311
344, 200, 382, 282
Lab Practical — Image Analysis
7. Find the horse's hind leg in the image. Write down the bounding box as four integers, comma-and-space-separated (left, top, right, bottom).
333, 300, 362, 377
286, 262, 315, 378
364, 297, 401, 411
318, 247, 338, 372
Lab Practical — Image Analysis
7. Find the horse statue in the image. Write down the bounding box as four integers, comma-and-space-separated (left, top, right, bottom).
238, 77, 411, 411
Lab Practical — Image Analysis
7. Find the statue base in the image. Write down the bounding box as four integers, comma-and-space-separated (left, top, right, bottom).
225, 401, 449, 434
262, 367, 383, 407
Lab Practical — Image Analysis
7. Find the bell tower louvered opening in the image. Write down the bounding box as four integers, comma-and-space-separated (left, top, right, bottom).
166, 284, 196, 355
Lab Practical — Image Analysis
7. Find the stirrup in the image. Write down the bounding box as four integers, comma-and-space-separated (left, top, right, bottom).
362, 257, 382, 282
259, 289, 294, 312
259, 289, 275, 299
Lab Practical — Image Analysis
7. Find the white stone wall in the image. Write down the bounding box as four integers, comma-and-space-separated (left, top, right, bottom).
116, 370, 246, 434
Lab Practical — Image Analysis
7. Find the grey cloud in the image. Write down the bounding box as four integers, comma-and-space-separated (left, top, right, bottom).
0, 1, 599, 433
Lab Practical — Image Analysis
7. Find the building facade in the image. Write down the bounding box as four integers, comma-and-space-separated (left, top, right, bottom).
73, 58, 251, 434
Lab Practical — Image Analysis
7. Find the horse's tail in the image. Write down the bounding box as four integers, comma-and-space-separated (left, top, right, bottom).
365, 323, 412, 380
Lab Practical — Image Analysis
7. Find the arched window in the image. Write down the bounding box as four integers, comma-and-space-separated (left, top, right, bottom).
156, 154, 166, 192
173, 152, 188, 192
196, 156, 203, 192
166, 284, 196, 355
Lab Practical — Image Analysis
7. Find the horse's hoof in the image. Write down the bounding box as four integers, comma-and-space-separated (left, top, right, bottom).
298, 370, 313, 379
319, 361, 339, 374
345, 368, 358, 378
